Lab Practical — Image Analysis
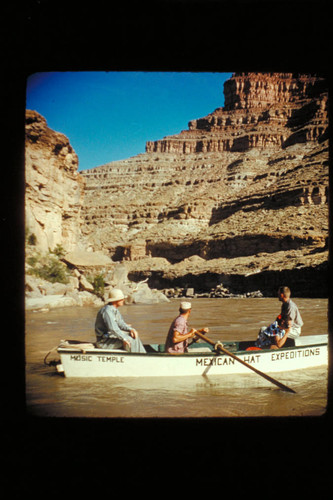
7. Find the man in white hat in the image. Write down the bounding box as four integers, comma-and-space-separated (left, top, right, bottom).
95, 289, 146, 352
164, 301, 209, 354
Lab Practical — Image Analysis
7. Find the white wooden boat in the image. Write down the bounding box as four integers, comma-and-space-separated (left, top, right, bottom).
52, 334, 328, 379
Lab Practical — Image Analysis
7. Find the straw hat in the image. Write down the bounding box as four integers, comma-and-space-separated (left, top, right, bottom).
108, 289, 127, 303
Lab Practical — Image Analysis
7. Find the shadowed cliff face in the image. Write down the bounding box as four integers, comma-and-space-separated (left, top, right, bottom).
79, 73, 328, 296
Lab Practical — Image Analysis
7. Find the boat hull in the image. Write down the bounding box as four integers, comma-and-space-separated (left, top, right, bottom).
57, 335, 328, 378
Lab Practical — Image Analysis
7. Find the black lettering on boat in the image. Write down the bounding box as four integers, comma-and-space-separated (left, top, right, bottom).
242, 355, 260, 364
97, 355, 124, 363
70, 354, 93, 362
196, 357, 235, 366
271, 347, 321, 362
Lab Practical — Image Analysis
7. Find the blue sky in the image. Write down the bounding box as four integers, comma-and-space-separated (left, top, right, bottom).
26, 72, 233, 171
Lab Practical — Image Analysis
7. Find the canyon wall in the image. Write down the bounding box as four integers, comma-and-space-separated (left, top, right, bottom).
25, 73, 329, 297
80, 73, 329, 296
25, 110, 85, 252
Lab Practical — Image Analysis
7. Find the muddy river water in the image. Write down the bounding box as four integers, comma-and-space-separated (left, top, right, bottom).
24, 297, 330, 418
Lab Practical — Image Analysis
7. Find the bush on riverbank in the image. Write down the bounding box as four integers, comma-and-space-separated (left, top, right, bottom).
27, 252, 70, 283
83, 273, 105, 298
26, 237, 70, 284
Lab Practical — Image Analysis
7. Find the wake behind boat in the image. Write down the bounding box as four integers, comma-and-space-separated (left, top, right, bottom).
48, 334, 328, 379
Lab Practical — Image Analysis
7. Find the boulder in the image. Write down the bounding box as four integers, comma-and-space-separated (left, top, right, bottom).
25, 295, 78, 311
79, 274, 94, 292
130, 283, 170, 304
112, 263, 129, 287
63, 250, 112, 268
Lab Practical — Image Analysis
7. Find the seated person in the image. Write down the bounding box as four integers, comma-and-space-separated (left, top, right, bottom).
165, 301, 209, 354
278, 286, 303, 339
95, 289, 146, 353
255, 315, 290, 350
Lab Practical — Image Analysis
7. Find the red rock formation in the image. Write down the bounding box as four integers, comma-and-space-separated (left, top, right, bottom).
146, 73, 328, 154
72, 73, 330, 296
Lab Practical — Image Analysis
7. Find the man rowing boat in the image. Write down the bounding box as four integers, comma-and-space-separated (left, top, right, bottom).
165, 301, 209, 354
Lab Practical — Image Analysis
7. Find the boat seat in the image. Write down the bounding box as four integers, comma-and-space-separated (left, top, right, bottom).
188, 347, 213, 353
59, 340, 96, 350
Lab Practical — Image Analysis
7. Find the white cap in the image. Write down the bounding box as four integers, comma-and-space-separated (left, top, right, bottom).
108, 289, 127, 302
180, 301, 192, 310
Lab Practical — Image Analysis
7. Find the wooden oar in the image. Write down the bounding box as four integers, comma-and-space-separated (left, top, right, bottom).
194, 330, 296, 393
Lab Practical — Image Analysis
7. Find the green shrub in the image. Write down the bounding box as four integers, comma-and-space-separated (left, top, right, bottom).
27, 255, 39, 267
92, 274, 105, 298
30, 256, 69, 283
51, 244, 66, 258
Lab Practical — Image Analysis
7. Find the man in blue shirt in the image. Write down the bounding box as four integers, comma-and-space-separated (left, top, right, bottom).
95, 289, 146, 352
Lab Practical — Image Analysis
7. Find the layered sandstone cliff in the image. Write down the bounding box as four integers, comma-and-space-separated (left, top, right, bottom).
80, 73, 329, 297
25, 73, 329, 298
146, 73, 328, 154
25, 110, 86, 252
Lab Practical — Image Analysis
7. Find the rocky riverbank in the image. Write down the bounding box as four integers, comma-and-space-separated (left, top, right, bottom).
24, 245, 267, 313
161, 284, 263, 300
24, 270, 264, 313
25, 275, 170, 312
25, 248, 170, 312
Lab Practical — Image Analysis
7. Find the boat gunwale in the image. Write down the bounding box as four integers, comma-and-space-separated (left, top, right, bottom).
57, 340, 328, 358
